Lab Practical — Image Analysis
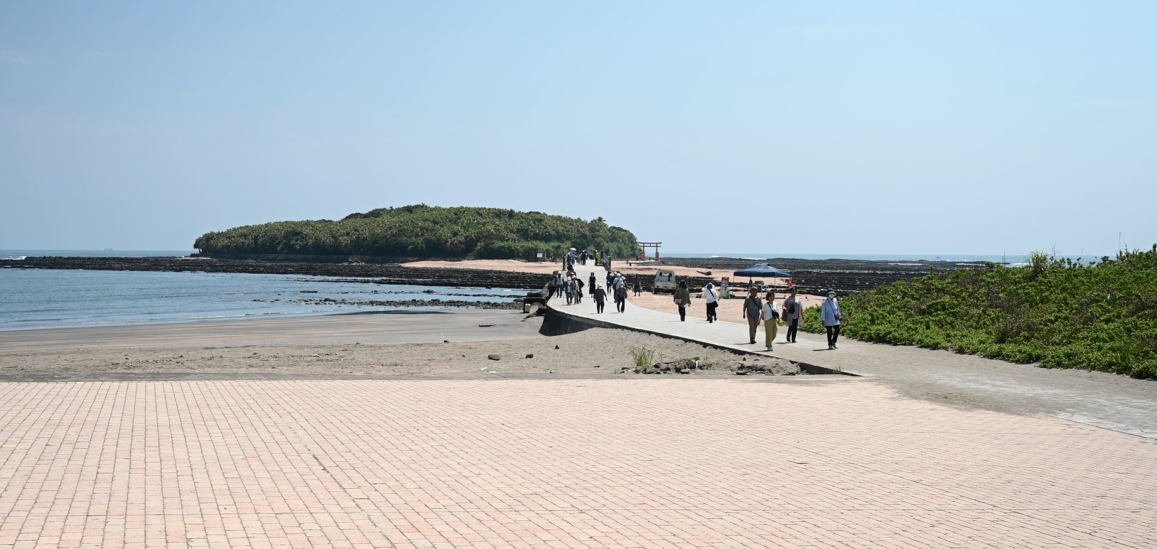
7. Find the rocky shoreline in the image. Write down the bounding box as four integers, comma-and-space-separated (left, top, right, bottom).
658, 256, 984, 294
288, 297, 523, 310
4, 256, 552, 290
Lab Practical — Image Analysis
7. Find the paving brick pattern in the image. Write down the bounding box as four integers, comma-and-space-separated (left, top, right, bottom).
1, 379, 1155, 548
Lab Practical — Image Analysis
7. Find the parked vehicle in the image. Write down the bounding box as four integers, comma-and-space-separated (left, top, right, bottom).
652, 270, 678, 293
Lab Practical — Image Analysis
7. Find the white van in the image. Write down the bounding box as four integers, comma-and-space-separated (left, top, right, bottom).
652, 270, 678, 293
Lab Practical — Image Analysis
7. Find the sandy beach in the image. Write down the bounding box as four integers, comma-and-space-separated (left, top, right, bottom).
0, 311, 794, 379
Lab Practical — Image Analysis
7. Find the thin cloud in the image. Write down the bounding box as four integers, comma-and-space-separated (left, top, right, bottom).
0, 50, 31, 65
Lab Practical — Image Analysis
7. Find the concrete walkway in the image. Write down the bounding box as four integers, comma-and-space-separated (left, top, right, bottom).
553, 262, 1157, 439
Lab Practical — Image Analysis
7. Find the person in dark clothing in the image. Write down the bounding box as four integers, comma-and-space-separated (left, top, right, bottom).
614, 284, 628, 313
673, 280, 691, 321
632, 275, 642, 296
782, 287, 803, 343
593, 285, 607, 313
588, 273, 597, 297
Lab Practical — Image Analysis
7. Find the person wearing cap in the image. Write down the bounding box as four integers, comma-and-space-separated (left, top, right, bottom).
593, 285, 607, 314
703, 282, 719, 323
782, 287, 803, 343
821, 290, 842, 350
614, 280, 629, 313
742, 287, 763, 345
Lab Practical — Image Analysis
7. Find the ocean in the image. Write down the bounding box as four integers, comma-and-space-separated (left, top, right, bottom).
0, 269, 528, 331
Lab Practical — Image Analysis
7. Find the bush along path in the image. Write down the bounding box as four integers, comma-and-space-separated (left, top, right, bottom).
800, 246, 1157, 379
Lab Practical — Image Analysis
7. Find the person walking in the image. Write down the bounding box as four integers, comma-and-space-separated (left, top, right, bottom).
821, 290, 842, 350
588, 272, 597, 297
565, 277, 575, 305
554, 271, 564, 298
632, 275, 642, 296
703, 283, 719, 323
673, 280, 691, 321
614, 283, 628, 313
782, 288, 803, 343
574, 277, 584, 303
761, 291, 780, 352
593, 285, 607, 313
742, 288, 763, 345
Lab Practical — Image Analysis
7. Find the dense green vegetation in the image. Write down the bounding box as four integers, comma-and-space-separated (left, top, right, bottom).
801, 246, 1157, 379
194, 205, 640, 260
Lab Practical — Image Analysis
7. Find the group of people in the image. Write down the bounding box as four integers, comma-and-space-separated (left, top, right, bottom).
674, 283, 842, 352
553, 266, 844, 352
565, 249, 609, 271
739, 287, 808, 352
552, 268, 630, 314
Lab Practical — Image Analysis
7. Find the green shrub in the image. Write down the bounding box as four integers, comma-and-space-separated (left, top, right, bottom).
801, 245, 1157, 380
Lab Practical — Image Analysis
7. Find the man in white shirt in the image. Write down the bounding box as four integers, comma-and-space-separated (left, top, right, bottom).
703, 283, 719, 323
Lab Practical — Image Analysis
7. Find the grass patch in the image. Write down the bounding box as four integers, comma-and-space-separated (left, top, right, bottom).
629, 346, 661, 374
801, 246, 1157, 379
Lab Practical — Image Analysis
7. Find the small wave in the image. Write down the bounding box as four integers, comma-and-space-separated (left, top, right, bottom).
0, 256, 26, 261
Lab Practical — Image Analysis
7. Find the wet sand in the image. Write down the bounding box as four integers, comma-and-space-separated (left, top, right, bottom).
0, 310, 542, 353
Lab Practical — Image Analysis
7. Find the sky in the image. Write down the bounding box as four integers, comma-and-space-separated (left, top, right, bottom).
1, 1, 1154, 257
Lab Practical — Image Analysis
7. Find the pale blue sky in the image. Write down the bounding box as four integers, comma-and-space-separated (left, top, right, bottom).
1, 1, 1153, 256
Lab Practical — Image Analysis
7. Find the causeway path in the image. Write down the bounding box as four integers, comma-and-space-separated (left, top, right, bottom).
555, 262, 1157, 439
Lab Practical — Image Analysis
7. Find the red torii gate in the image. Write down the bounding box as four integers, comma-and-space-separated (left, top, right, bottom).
639, 242, 661, 260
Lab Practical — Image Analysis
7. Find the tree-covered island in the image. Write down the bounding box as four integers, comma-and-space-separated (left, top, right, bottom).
194, 205, 641, 260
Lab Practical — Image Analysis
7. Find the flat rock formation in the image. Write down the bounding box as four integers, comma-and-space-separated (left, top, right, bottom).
4, 256, 551, 290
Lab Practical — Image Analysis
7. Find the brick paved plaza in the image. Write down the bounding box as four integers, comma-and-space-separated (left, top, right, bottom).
1, 378, 1155, 548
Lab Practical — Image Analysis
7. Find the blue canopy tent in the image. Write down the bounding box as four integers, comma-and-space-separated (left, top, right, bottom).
733, 263, 791, 284
734, 263, 791, 278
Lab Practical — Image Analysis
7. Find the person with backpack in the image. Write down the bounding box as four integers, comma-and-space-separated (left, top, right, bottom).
741, 287, 763, 345
593, 285, 607, 313
614, 283, 628, 313
782, 287, 803, 343
673, 280, 691, 321
703, 283, 719, 323
574, 277, 584, 303
821, 290, 842, 350
761, 290, 780, 352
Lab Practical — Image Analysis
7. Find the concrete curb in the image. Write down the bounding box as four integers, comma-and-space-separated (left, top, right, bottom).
540, 303, 859, 377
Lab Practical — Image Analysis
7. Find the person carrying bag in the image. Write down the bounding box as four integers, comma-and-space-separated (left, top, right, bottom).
673, 280, 692, 322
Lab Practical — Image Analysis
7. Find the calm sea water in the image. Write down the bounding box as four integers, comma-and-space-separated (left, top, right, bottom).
0, 269, 528, 331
